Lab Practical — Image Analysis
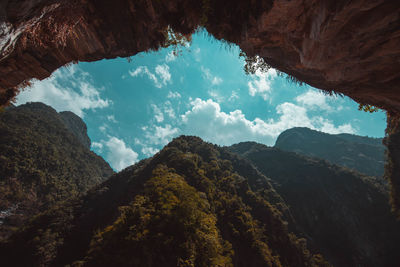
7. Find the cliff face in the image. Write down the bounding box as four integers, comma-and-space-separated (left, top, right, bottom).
0, 0, 399, 112
60, 111, 91, 149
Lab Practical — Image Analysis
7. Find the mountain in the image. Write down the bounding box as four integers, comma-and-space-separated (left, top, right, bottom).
0, 136, 329, 267
229, 142, 400, 267
0, 102, 114, 240
274, 127, 385, 178
59, 111, 91, 149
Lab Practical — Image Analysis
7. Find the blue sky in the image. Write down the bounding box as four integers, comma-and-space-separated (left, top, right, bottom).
15, 30, 386, 171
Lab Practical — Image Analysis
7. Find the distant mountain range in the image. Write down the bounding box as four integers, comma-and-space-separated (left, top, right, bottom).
0, 103, 397, 267
274, 127, 385, 178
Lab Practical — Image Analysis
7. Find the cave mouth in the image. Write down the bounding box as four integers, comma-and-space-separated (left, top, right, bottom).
13, 29, 386, 172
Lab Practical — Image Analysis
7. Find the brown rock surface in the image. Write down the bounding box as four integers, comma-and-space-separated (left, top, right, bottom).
0, 0, 399, 111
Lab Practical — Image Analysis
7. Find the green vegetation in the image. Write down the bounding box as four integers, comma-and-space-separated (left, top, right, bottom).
358, 103, 380, 113
229, 141, 400, 267
274, 127, 385, 179
82, 166, 233, 266
0, 102, 113, 240
0, 136, 328, 267
239, 51, 305, 86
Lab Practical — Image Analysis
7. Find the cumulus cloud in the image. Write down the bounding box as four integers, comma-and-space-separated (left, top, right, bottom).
296, 89, 333, 111
228, 90, 239, 102
212, 77, 223, 86
155, 64, 171, 85
248, 68, 277, 100
181, 98, 355, 146
201, 66, 223, 86
145, 124, 179, 146
91, 142, 103, 151
163, 101, 176, 118
15, 65, 110, 117
103, 137, 139, 171
151, 104, 164, 123
167, 91, 181, 99
129, 64, 171, 88
141, 146, 159, 157
107, 115, 117, 123
193, 47, 201, 62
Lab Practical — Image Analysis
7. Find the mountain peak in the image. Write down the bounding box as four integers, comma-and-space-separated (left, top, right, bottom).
275, 127, 385, 178
60, 111, 91, 149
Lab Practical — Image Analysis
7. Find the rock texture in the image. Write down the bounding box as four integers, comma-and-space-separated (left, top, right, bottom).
0, 0, 399, 112
384, 114, 400, 218
60, 111, 91, 149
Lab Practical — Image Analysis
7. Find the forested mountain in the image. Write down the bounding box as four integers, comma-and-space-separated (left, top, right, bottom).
0, 102, 114, 240
0, 105, 395, 267
0, 136, 328, 267
274, 127, 385, 178
229, 142, 400, 267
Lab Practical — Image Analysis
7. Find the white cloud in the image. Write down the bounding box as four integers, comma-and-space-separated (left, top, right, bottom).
129, 66, 160, 88
212, 77, 223, 86
145, 124, 179, 146
141, 146, 159, 157
99, 124, 107, 133
181, 98, 355, 146
104, 137, 139, 171
165, 51, 177, 62
167, 91, 181, 99
201, 66, 223, 86
295, 89, 333, 111
151, 104, 164, 123
91, 142, 103, 152
228, 90, 239, 102
193, 47, 201, 62
163, 101, 176, 118
129, 64, 171, 88
248, 68, 277, 100
15, 65, 110, 117
155, 64, 171, 85
107, 115, 117, 123
208, 90, 224, 103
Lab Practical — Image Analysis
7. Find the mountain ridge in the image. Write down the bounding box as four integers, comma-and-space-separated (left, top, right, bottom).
1, 136, 328, 267
228, 141, 399, 267
274, 127, 385, 178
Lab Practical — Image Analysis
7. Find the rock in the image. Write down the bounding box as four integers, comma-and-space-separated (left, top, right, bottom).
0, 0, 398, 112
60, 111, 91, 149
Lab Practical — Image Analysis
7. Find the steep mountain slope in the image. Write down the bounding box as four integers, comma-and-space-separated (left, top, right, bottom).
229, 142, 400, 267
274, 127, 385, 178
0, 102, 114, 240
60, 111, 91, 149
0, 136, 328, 267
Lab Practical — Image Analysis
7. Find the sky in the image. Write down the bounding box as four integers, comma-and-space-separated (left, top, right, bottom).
15, 30, 387, 171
